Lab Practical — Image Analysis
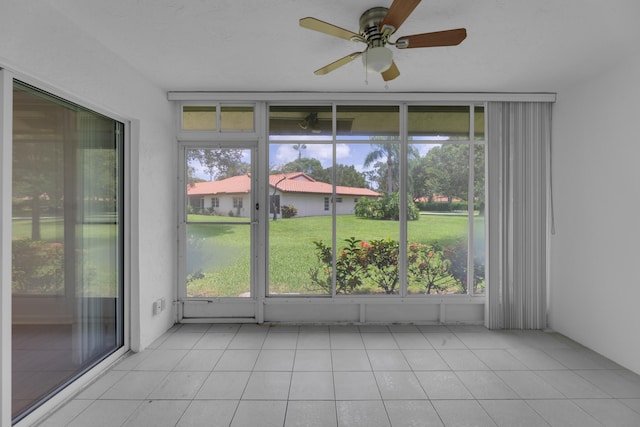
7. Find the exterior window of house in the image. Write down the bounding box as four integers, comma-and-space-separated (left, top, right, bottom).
11, 81, 124, 422
354, 198, 358, 203
269, 195, 280, 214
190, 197, 204, 213
211, 197, 219, 208
335, 197, 342, 203
233, 197, 243, 208
324, 197, 330, 211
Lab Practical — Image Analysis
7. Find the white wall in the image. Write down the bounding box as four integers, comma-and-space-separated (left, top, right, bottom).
551, 54, 640, 374
0, 0, 176, 350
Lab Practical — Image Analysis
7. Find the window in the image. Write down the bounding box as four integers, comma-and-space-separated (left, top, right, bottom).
266, 103, 484, 297
182, 105, 216, 130
407, 105, 485, 295
211, 197, 219, 208
220, 106, 254, 131
11, 81, 124, 421
182, 104, 255, 132
233, 197, 243, 208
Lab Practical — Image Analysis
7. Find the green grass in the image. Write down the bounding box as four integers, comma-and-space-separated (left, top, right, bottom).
12, 214, 483, 298
12, 218, 120, 296
187, 214, 481, 297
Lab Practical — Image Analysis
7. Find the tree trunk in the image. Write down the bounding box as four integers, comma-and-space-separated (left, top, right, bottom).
31, 195, 41, 241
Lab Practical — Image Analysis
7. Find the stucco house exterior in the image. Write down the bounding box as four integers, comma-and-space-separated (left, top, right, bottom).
187, 172, 380, 218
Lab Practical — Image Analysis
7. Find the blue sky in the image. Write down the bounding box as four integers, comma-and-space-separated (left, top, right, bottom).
190, 140, 445, 180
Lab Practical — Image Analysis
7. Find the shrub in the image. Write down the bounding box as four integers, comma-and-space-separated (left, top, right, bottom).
308, 237, 463, 295
281, 205, 298, 219
407, 242, 459, 294
12, 239, 64, 294
415, 201, 469, 212
355, 192, 419, 221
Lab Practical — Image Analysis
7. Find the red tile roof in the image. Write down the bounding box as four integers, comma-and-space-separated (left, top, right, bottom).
187, 174, 251, 195
188, 173, 380, 197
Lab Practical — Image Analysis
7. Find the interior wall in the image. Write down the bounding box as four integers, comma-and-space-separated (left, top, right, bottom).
0, 0, 176, 350
550, 54, 640, 374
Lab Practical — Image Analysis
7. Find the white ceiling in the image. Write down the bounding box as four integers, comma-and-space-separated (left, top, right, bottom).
48, 0, 639, 94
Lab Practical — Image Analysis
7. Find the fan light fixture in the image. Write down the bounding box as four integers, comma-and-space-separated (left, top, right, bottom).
363, 46, 393, 73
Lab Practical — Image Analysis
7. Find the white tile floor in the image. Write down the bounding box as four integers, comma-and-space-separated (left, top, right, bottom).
37, 324, 640, 427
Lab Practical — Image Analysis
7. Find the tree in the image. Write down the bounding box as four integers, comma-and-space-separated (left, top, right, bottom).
364, 144, 397, 193
326, 164, 367, 188
363, 143, 419, 193
279, 158, 329, 182
409, 155, 436, 202
187, 148, 245, 183
424, 145, 470, 202
13, 140, 64, 240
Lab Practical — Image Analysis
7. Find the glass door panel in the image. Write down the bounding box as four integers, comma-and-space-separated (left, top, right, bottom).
407, 142, 470, 295
183, 146, 255, 302
11, 82, 124, 422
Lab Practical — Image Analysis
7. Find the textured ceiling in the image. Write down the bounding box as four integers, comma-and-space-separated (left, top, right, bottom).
48, 0, 640, 93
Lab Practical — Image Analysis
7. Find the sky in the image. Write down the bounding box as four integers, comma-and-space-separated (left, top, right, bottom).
190, 139, 446, 181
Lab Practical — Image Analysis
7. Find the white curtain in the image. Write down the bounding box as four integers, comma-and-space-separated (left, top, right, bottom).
486, 102, 552, 329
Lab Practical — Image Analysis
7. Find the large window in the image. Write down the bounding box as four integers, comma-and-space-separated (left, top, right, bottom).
11, 82, 124, 422
267, 104, 484, 297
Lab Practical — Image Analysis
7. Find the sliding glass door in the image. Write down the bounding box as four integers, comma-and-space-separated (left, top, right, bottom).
11, 81, 124, 422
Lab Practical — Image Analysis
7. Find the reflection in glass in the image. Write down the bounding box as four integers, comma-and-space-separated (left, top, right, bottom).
408, 105, 471, 141
186, 223, 251, 297
336, 105, 399, 140
474, 106, 485, 141
269, 106, 333, 140
12, 82, 123, 421
473, 144, 486, 293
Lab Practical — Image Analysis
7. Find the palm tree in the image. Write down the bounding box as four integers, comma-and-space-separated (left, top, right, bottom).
363, 143, 418, 193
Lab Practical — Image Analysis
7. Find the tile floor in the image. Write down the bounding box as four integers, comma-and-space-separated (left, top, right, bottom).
37, 324, 640, 426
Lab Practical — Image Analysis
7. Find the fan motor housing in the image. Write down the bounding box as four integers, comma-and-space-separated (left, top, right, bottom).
359, 7, 388, 47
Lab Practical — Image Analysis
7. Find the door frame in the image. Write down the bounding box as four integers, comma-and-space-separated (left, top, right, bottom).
177, 140, 260, 322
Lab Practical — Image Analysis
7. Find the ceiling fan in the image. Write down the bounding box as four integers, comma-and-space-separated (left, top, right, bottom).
299, 0, 467, 81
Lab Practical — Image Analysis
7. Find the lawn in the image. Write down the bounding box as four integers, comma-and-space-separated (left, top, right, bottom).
12, 217, 120, 296
187, 213, 483, 297
12, 214, 484, 298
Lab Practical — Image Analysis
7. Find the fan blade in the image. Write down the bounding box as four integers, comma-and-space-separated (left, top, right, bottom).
381, 61, 400, 81
314, 52, 363, 75
379, 0, 421, 34
300, 17, 362, 42
396, 28, 467, 49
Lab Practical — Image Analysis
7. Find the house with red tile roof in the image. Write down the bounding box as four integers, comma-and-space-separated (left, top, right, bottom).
187, 172, 380, 218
